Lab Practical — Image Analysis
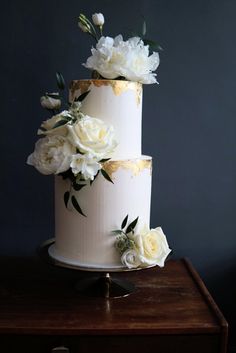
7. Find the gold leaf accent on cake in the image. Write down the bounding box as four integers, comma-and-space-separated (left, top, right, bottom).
69, 80, 142, 105
102, 159, 152, 178
69, 80, 91, 101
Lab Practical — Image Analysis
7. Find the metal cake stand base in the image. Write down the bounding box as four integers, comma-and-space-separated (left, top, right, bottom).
38, 239, 139, 298
75, 273, 135, 298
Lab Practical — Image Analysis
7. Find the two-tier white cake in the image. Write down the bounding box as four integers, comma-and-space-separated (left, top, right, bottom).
49, 80, 152, 269
27, 13, 171, 273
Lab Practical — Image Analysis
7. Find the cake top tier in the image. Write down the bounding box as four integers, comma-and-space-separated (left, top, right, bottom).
69, 80, 143, 159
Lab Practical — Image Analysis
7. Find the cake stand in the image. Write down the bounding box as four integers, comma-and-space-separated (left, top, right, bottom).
38, 238, 155, 298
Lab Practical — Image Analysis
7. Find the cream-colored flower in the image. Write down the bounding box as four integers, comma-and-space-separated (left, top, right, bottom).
38, 110, 72, 136
27, 135, 75, 175
67, 114, 117, 159
70, 153, 101, 180
121, 249, 141, 269
40, 93, 61, 110
84, 35, 160, 84
92, 13, 104, 26
135, 227, 171, 267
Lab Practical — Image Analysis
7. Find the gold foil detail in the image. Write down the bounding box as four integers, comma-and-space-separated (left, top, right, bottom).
102, 159, 152, 178
69, 80, 142, 105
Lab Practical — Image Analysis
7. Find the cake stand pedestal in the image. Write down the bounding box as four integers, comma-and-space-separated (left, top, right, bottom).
75, 272, 135, 298
38, 239, 138, 298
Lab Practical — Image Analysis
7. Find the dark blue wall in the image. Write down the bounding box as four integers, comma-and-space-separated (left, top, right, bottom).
1, 0, 236, 345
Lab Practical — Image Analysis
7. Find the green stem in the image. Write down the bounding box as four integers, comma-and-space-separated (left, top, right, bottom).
86, 18, 99, 42
88, 31, 98, 42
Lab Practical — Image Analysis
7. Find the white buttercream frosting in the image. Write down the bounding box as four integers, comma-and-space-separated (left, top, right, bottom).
53, 156, 152, 268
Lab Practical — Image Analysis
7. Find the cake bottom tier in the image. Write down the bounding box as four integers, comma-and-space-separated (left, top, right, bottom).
52, 156, 152, 269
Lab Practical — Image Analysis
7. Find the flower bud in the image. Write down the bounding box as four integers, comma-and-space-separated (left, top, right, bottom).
78, 21, 90, 33
92, 13, 104, 26
40, 93, 61, 110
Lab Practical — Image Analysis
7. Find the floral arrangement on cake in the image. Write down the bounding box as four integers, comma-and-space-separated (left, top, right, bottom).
27, 74, 116, 216
78, 13, 161, 84
27, 12, 161, 216
113, 215, 171, 269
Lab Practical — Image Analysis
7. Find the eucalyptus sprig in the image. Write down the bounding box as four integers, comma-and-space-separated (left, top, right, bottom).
112, 215, 139, 237
112, 215, 139, 255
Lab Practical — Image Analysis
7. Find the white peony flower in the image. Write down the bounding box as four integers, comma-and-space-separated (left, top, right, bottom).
135, 227, 171, 267
121, 249, 141, 269
27, 135, 75, 175
70, 153, 101, 180
92, 13, 104, 26
67, 114, 117, 159
84, 35, 160, 84
38, 110, 72, 136
40, 93, 61, 110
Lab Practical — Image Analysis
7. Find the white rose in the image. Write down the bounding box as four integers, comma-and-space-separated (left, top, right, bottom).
135, 227, 171, 267
121, 249, 141, 269
67, 115, 117, 159
92, 13, 104, 26
40, 93, 61, 110
70, 153, 101, 180
27, 135, 75, 175
38, 111, 72, 136
84, 35, 160, 84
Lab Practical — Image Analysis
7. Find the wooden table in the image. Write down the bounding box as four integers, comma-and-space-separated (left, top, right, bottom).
0, 257, 228, 353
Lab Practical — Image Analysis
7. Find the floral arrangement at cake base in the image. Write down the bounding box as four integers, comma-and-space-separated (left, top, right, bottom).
113, 215, 171, 269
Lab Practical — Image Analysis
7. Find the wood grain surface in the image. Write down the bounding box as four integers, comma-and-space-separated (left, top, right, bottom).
0, 257, 228, 353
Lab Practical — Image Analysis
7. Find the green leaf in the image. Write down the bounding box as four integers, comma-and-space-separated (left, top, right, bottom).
76, 148, 85, 154
52, 119, 68, 129
39, 126, 47, 132
90, 171, 99, 186
56, 72, 65, 90
100, 158, 111, 163
121, 215, 128, 229
143, 39, 163, 51
75, 90, 90, 102
71, 195, 86, 217
72, 182, 86, 191
126, 216, 139, 234
59, 169, 75, 182
101, 169, 114, 184
92, 70, 102, 79
46, 93, 60, 100
64, 191, 70, 208
143, 38, 157, 47
112, 229, 124, 235
112, 230, 124, 235
79, 177, 86, 182
142, 20, 147, 36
